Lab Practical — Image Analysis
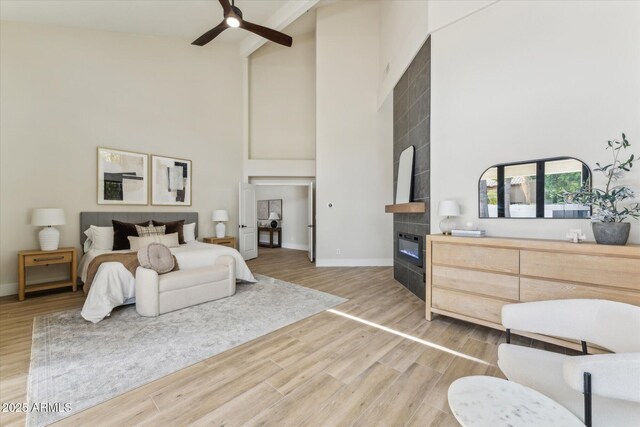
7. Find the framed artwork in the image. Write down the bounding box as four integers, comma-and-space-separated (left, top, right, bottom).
257, 200, 269, 220
268, 199, 283, 219
151, 155, 192, 206
97, 147, 148, 205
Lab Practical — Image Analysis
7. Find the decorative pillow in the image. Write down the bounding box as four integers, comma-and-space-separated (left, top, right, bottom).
128, 233, 180, 251
83, 226, 114, 251
137, 243, 176, 274
83, 235, 92, 254
152, 220, 185, 244
112, 220, 150, 250
183, 222, 196, 243
135, 224, 165, 237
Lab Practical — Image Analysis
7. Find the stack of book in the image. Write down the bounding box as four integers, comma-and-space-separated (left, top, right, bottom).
451, 229, 486, 237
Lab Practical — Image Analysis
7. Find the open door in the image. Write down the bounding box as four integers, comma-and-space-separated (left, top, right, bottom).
239, 182, 258, 260
307, 182, 315, 262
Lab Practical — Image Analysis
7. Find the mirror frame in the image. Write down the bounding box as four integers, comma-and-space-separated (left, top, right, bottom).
477, 156, 592, 219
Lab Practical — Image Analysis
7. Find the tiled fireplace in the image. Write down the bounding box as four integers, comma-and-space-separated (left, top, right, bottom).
393, 37, 430, 300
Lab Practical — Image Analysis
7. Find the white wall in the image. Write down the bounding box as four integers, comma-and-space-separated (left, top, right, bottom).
431, 0, 640, 243
0, 22, 244, 295
377, 0, 494, 108
378, 0, 428, 107
316, 1, 393, 266
255, 185, 309, 251
244, 11, 317, 180
427, 0, 497, 33
249, 31, 315, 160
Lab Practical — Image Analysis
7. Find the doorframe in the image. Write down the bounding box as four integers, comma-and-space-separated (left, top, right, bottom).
249, 177, 316, 261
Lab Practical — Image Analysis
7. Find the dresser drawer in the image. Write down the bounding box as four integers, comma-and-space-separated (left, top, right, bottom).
432, 265, 519, 301
520, 251, 640, 290
203, 237, 236, 248
520, 277, 640, 306
431, 288, 507, 324
24, 252, 72, 267
213, 239, 234, 247
432, 242, 519, 273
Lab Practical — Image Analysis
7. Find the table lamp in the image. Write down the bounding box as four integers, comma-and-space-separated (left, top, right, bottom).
31, 208, 66, 250
268, 212, 280, 229
438, 200, 460, 235
212, 210, 229, 238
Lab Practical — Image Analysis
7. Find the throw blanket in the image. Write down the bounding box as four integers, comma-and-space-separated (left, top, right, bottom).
84, 252, 178, 294
84, 253, 139, 294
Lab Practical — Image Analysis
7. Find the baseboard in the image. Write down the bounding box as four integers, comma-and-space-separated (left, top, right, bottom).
0, 282, 18, 297
282, 243, 309, 251
0, 274, 72, 297
315, 258, 393, 267
258, 241, 308, 251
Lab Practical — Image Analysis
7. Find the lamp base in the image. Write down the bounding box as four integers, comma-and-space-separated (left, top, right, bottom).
270, 220, 278, 229
39, 226, 60, 251
215, 222, 226, 238
439, 217, 456, 235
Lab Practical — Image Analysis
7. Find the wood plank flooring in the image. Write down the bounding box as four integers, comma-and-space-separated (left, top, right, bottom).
0, 247, 569, 426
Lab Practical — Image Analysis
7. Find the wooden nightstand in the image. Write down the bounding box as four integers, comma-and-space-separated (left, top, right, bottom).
202, 236, 236, 249
18, 247, 77, 301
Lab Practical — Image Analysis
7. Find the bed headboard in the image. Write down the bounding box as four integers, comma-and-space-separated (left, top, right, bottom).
80, 212, 199, 246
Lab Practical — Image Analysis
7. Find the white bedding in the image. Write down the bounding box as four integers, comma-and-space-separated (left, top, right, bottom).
79, 241, 255, 323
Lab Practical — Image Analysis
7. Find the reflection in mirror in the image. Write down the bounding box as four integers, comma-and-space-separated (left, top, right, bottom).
478, 157, 591, 219
504, 163, 537, 218
396, 146, 415, 204
544, 158, 590, 218
479, 168, 498, 217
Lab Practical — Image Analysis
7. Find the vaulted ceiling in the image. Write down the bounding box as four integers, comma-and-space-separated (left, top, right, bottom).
0, 0, 291, 43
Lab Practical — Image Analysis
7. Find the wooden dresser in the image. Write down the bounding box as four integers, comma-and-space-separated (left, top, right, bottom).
426, 235, 640, 350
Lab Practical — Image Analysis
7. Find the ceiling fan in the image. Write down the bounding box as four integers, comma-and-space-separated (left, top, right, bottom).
192, 0, 293, 47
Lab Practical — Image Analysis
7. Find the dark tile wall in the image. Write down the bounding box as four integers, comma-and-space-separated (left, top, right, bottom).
393, 37, 430, 300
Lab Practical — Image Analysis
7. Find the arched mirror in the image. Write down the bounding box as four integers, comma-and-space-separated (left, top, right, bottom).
478, 157, 591, 218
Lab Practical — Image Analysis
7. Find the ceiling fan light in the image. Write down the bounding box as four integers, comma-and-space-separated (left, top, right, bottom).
226, 16, 240, 28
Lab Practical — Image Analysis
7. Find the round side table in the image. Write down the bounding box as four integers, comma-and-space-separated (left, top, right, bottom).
448, 376, 584, 427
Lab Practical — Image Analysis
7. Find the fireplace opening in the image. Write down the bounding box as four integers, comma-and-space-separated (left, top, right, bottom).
397, 233, 423, 268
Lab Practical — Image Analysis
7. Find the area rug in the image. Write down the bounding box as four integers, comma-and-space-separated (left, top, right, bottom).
27, 274, 346, 426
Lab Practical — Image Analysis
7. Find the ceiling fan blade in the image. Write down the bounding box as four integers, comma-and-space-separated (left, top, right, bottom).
219, 0, 232, 15
192, 20, 228, 46
240, 20, 293, 47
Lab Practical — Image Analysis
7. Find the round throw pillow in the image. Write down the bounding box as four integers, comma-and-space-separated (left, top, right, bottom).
137, 243, 175, 274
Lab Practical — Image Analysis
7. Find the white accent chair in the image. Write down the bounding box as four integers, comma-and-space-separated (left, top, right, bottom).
135, 255, 236, 317
498, 299, 640, 427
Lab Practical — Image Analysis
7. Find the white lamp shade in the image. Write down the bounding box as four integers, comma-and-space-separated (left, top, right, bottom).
438, 200, 460, 217
268, 212, 280, 220
31, 208, 66, 226
212, 210, 229, 222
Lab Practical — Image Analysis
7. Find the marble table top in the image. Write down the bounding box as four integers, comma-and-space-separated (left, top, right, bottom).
448, 376, 585, 427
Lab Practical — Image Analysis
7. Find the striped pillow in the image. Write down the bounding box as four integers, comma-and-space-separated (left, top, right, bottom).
135, 224, 166, 237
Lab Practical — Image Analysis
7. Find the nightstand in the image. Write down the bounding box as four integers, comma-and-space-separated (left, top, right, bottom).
202, 236, 236, 249
18, 247, 77, 301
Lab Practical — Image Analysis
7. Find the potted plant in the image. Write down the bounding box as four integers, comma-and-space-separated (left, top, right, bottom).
565, 133, 640, 245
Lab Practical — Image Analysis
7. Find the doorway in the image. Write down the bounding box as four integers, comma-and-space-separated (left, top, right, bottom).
239, 179, 315, 262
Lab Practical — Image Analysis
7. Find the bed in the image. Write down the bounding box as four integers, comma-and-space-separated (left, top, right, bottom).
78, 212, 255, 322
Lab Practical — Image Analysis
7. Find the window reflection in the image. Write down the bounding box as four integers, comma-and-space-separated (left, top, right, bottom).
504, 163, 537, 218
544, 159, 590, 218
479, 168, 498, 218
478, 157, 591, 219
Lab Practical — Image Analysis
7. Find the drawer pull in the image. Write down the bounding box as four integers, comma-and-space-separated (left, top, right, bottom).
34, 256, 65, 262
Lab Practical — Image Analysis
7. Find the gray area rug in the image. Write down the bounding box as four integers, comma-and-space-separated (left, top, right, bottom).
27, 274, 346, 426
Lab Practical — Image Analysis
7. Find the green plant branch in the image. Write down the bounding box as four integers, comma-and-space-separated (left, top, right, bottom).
565, 133, 639, 223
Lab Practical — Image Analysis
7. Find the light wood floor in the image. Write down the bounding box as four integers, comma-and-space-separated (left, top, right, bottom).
0, 248, 571, 426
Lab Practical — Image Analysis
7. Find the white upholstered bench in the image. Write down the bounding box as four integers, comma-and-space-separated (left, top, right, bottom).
135, 255, 236, 317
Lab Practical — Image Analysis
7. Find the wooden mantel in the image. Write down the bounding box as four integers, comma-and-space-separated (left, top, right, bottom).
384, 202, 426, 213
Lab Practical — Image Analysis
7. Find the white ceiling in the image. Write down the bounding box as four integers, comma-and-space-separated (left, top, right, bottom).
0, 0, 292, 43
